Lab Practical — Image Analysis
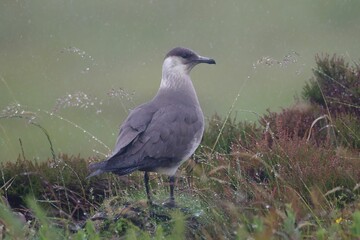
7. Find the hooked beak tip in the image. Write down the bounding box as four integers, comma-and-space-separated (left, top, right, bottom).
207, 59, 216, 64
196, 56, 216, 65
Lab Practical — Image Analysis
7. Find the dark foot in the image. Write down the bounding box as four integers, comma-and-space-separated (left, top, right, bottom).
162, 198, 176, 208
147, 200, 159, 207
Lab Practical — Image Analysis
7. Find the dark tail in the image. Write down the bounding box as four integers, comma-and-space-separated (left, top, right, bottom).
87, 159, 140, 179
86, 161, 107, 179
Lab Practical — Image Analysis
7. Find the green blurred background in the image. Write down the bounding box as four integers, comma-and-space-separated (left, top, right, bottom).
1, 0, 360, 161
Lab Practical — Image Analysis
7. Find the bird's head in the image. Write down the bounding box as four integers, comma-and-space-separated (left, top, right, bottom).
162, 47, 215, 80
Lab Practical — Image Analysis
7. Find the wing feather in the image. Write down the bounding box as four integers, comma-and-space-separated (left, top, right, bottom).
110, 103, 156, 156
96, 103, 204, 175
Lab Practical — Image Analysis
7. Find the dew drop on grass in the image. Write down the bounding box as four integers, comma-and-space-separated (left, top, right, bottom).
53, 91, 94, 112
81, 67, 90, 74
253, 51, 300, 69
193, 210, 204, 217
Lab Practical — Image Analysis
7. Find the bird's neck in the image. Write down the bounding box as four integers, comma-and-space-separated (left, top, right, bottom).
157, 69, 199, 105
160, 61, 194, 88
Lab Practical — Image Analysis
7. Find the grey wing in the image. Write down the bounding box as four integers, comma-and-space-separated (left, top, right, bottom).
87, 102, 157, 177
110, 102, 157, 157
123, 104, 204, 171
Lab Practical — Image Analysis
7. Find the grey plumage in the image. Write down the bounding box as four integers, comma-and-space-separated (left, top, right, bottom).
88, 47, 215, 206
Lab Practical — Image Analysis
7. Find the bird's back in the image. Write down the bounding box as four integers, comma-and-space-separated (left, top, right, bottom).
89, 92, 204, 176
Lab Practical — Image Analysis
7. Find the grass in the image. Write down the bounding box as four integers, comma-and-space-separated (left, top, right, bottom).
0, 54, 359, 239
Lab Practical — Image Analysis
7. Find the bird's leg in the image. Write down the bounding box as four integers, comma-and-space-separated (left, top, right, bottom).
161, 176, 176, 208
144, 172, 152, 205
165, 176, 176, 208
169, 176, 175, 202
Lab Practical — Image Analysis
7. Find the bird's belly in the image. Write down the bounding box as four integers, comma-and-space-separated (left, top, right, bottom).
155, 165, 180, 176
154, 134, 202, 176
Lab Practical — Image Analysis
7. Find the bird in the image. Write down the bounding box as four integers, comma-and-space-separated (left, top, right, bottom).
88, 47, 215, 207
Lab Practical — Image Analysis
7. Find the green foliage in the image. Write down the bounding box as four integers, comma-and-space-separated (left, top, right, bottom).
333, 113, 360, 149
0, 202, 23, 239
351, 211, 360, 237
154, 225, 165, 240
168, 211, 185, 240
282, 204, 300, 238
316, 228, 327, 240
201, 113, 261, 154
0, 154, 111, 220
74, 221, 100, 240
302, 54, 360, 116
26, 197, 64, 239
301, 54, 360, 149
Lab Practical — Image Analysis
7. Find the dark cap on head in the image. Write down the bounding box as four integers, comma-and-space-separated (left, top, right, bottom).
165, 47, 216, 65
165, 47, 197, 59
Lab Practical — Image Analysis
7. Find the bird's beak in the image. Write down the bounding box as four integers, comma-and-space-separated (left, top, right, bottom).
195, 55, 216, 64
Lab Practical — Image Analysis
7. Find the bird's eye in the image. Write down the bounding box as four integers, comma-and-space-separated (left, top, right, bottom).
181, 53, 190, 59
181, 52, 194, 59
